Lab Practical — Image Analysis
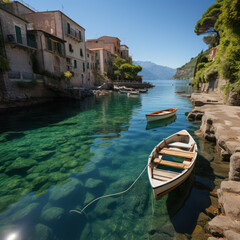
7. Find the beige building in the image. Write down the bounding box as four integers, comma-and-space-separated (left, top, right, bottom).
89, 48, 114, 76
86, 36, 121, 56
86, 49, 96, 86
0, 4, 37, 80
120, 44, 130, 61
24, 10, 87, 87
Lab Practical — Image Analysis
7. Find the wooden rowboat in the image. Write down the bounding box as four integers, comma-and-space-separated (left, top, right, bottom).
146, 108, 177, 122
147, 130, 197, 200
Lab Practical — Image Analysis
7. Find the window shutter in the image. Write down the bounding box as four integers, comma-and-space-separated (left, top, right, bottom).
57, 43, 62, 55
48, 38, 52, 51
15, 26, 22, 44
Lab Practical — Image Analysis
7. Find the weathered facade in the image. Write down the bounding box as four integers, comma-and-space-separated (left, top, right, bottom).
0, 4, 44, 101
24, 11, 88, 87
86, 36, 121, 56
86, 49, 96, 87
89, 48, 114, 76
120, 44, 129, 60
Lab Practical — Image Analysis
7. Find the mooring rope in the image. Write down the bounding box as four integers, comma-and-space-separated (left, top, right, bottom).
70, 163, 148, 215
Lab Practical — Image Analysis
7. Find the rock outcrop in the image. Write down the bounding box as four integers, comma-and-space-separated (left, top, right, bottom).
188, 92, 240, 239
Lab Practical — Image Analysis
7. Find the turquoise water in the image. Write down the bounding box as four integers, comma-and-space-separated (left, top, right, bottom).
0, 80, 217, 240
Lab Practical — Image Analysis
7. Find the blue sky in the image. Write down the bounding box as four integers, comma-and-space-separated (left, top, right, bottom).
22, 0, 215, 68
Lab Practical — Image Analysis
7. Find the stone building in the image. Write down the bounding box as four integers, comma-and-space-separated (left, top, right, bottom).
120, 44, 129, 61
89, 48, 114, 76
86, 49, 96, 87
24, 10, 87, 87
86, 36, 121, 56
0, 2, 56, 101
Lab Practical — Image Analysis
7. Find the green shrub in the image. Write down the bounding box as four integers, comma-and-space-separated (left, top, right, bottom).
0, 55, 10, 72
16, 79, 37, 88
41, 70, 64, 81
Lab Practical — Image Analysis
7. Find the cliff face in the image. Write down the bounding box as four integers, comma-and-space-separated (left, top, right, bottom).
171, 56, 197, 80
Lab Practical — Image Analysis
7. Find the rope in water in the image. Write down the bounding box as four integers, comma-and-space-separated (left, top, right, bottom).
70, 163, 148, 215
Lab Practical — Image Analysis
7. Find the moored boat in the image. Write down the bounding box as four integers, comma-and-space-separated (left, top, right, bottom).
146, 108, 177, 122
147, 130, 197, 200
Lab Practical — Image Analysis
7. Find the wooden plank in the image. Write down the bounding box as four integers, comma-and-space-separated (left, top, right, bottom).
153, 156, 162, 164
153, 175, 169, 181
159, 159, 186, 169
153, 169, 179, 179
159, 148, 195, 159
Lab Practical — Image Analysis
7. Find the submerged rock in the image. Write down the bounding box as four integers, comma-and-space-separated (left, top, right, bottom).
5, 157, 37, 176
85, 178, 104, 190
41, 207, 65, 222
32, 223, 52, 240
10, 203, 39, 222
34, 151, 55, 161
49, 178, 82, 202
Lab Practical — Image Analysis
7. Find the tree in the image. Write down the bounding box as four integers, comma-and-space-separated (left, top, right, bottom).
112, 55, 142, 81
194, 0, 223, 45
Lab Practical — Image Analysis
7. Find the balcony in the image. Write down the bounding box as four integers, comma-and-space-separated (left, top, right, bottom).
7, 34, 37, 49
66, 28, 82, 42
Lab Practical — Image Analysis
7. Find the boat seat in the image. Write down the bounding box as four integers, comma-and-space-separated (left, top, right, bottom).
158, 159, 187, 169
159, 148, 195, 159
153, 169, 179, 179
168, 142, 192, 149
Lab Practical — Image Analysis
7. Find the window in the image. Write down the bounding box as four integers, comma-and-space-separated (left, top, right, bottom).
80, 48, 83, 57
95, 52, 98, 57
83, 62, 85, 72
74, 60, 77, 68
87, 62, 89, 69
57, 43, 62, 55
67, 22, 70, 34
66, 58, 71, 64
15, 26, 22, 44
69, 44, 73, 52
79, 31, 82, 40
87, 53, 89, 58
47, 38, 52, 51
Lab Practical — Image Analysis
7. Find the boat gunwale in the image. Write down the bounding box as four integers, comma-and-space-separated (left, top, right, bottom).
147, 130, 197, 190
146, 108, 177, 116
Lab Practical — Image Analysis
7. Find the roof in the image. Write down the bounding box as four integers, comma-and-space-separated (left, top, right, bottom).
120, 44, 129, 49
13, 1, 36, 13
99, 36, 121, 41
24, 10, 85, 30
88, 48, 112, 54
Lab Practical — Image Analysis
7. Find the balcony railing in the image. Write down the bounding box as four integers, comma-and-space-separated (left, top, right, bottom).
7, 34, 37, 49
66, 28, 82, 42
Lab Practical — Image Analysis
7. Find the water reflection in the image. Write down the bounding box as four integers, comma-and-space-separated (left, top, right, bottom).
146, 115, 177, 130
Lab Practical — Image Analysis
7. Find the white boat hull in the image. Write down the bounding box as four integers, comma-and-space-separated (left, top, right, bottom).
146, 111, 176, 122
147, 130, 197, 200
150, 161, 195, 199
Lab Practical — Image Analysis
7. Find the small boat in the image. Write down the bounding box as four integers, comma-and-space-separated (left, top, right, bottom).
127, 91, 139, 96
139, 88, 148, 93
147, 130, 197, 200
146, 115, 176, 130
175, 91, 185, 93
146, 108, 177, 122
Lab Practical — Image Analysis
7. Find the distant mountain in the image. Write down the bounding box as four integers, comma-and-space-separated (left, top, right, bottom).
134, 61, 176, 80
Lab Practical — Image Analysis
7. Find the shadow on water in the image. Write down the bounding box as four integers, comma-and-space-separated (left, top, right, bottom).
167, 138, 216, 234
